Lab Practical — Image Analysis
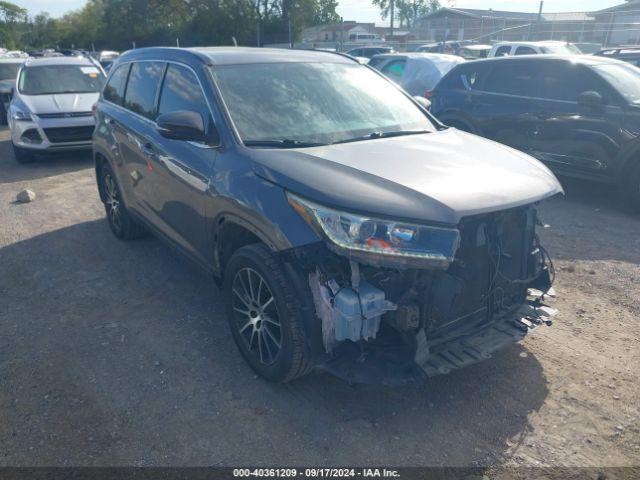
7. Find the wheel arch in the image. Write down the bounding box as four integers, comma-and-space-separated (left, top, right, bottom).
438, 111, 479, 134
212, 214, 282, 277
94, 151, 108, 203
616, 140, 640, 184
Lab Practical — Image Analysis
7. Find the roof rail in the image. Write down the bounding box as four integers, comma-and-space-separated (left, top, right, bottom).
292, 47, 360, 63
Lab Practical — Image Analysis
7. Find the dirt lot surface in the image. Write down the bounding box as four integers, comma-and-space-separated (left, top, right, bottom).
0, 126, 639, 468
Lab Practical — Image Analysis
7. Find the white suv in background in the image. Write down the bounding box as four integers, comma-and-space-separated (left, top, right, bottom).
8, 56, 105, 163
488, 41, 581, 57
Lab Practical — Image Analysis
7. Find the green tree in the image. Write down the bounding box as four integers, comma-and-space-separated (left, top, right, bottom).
0, 1, 27, 48
372, 0, 440, 29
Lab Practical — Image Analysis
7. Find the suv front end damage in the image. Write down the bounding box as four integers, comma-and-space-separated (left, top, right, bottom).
290, 200, 557, 386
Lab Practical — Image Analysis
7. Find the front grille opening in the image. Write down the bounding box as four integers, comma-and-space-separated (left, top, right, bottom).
37, 112, 93, 119
43, 126, 94, 144
21, 129, 42, 144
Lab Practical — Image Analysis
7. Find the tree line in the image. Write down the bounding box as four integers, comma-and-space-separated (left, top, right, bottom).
372, 0, 440, 29
1, 0, 341, 51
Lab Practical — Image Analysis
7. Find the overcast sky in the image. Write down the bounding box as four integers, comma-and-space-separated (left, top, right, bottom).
14, 0, 625, 21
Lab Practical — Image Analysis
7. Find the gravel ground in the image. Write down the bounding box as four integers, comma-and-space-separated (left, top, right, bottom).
0, 127, 638, 468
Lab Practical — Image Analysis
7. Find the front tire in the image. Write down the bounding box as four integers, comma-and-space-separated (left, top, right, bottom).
100, 164, 147, 240
223, 244, 313, 382
12, 144, 34, 164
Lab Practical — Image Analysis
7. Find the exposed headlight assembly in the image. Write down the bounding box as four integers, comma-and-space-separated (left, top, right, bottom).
12, 109, 33, 122
287, 193, 460, 267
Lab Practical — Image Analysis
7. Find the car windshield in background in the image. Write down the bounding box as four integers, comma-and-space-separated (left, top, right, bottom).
0, 63, 20, 80
210, 62, 435, 146
18, 65, 105, 95
592, 62, 640, 104
541, 44, 581, 55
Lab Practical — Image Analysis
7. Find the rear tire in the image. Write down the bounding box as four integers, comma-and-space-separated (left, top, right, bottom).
12, 144, 34, 164
223, 244, 314, 382
100, 164, 147, 240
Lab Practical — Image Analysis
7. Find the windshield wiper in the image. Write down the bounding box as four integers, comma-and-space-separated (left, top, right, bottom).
243, 139, 328, 148
332, 130, 430, 145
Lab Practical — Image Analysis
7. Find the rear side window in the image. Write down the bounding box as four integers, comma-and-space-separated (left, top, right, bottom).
158, 64, 209, 120
381, 59, 406, 83
494, 46, 512, 57
515, 46, 537, 55
103, 64, 130, 106
484, 63, 537, 96
124, 62, 165, 120
437, 65, 484, 91
368, 56, 385, 68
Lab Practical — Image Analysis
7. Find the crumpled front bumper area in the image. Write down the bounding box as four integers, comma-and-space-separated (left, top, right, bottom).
415, 288, 557, 377
318, 288, 557, 386
305, 204, 558, 386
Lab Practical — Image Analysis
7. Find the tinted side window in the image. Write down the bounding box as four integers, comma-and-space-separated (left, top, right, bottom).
484, 63, 537, 96
158, 64, 209, 121
103, 64, 130, 105
381, 59, 406, 83
495, 46, 512, 57
437, 65, 484, 91
124, 62, 165, 120
368, 56, 385, 68
538, 63, 612, 102
515, 46, 537, 55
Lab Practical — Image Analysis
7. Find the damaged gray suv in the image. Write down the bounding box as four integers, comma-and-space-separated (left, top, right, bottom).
93, 47, 562, 385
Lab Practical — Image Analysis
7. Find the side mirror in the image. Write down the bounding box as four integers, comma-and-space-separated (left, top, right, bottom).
577, 90, 603, 109
414, 96, 432, 110
157, 110, 220, 145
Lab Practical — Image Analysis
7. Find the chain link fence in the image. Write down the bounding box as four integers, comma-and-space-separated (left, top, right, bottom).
276, 9, 640, 54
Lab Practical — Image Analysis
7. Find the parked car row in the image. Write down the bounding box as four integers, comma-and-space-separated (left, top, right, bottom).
360, 43, 640, 208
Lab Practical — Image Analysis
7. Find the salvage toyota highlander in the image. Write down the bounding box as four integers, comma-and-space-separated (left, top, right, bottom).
93, 47, 562, 385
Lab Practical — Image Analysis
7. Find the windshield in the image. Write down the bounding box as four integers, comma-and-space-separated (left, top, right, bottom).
18, 65, 105, 95
0, 63, 20, 81
210, 62, 435, 146
541, 44, 581, 55
592, 62, 640, 104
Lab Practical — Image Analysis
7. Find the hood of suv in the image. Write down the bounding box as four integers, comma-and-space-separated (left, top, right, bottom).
19, 92, 99, 115
251, 128, 563, 225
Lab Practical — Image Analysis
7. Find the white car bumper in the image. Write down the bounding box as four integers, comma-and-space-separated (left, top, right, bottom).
10, 113, 95, 152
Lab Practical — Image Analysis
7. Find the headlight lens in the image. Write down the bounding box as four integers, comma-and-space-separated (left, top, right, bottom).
287, 193, 460, 265
12, 109, 32, 122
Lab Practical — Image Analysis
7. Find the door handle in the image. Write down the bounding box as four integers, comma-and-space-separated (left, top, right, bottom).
142, 142, 156, 158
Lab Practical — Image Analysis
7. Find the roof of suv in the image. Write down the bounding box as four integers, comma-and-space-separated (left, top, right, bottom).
24, 56, 97, 67
493, 41, 574, 47
462, 54, 623, 67
119, 47, 357, 66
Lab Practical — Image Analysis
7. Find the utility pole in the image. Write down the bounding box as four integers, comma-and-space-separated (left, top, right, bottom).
536, 1, 544, 41
390, 0, 395, 39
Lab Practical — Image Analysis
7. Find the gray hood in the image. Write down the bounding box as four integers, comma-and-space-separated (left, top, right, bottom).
20, 92, 99, 114
251, 128, 563, 225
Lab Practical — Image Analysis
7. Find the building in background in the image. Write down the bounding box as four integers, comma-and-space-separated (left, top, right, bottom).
413, 7, 594, 44
592, 0, 640, 45
412, 1, 639, 47
302, 21, 378, 44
